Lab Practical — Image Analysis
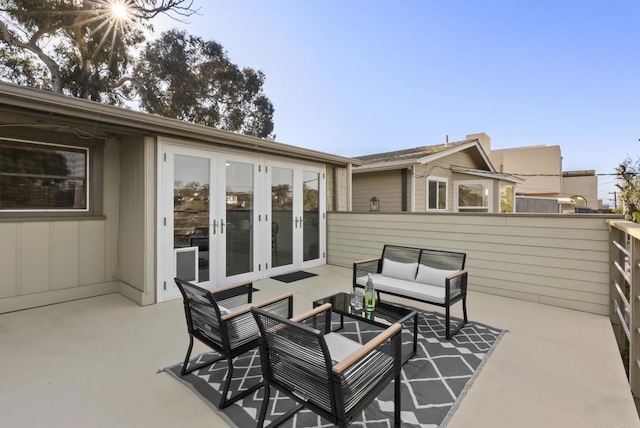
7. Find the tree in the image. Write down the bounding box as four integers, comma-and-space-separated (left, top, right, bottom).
134, 29, 275, 138
0, 0, 197, 103
616, 157, 640, 223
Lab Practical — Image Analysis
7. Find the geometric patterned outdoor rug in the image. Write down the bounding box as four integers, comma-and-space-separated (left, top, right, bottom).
162, 309, 505, 428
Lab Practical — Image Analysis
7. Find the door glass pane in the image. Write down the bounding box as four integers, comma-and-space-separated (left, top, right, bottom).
303, 171, 320, 262
271, 167, 293, 267
226, 161, 253, 276
174, 155, 210, 282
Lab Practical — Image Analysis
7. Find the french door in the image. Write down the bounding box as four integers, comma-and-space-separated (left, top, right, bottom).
266, 163, 325, 276
160, 145, 259, 300
159, 143, 325, 301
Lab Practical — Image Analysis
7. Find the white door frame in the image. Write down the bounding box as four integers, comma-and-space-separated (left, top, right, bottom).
157, 139, 327, 302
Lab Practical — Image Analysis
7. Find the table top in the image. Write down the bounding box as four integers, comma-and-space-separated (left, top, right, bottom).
313, 292, 416, 328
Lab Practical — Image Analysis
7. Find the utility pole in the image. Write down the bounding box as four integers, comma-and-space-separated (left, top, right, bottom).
609, 191, 618, 209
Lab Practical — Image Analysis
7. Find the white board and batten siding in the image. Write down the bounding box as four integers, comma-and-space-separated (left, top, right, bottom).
327, 212, 615, 316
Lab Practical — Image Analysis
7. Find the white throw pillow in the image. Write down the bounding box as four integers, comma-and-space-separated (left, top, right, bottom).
415, 264, 458, 287
381, 258, 418, 281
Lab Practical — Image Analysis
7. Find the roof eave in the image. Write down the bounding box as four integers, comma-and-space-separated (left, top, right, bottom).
352, 159, 419, 173
0, 83, 360, 167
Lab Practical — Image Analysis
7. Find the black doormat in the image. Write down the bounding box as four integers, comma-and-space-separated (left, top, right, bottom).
163, 310, 505, 427
270, 271, 318, 283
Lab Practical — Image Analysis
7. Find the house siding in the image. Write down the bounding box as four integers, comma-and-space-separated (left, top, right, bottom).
413, 149, 484, 212
0, 137, 121, 314
116, 136, 157, 305
353, 170, 403, 212
327, 166, 349, 211
0, 82, 357, 313
327, 212, 615, 315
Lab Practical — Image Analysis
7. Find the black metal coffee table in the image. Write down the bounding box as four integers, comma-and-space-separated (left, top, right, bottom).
313, 292, 418, 364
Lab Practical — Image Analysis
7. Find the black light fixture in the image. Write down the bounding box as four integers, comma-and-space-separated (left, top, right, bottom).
370, 196, 379, 212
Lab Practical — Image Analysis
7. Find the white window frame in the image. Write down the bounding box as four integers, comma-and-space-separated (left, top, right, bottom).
426, 176, 448, 211
454, 179, 493, 213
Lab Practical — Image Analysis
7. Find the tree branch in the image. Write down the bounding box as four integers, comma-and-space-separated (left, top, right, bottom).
130, 0, 198, 20
0, 19, 63, 93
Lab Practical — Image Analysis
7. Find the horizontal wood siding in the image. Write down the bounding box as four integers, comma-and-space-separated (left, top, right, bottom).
328, 212, 615, 315
353, 170, 402, 212
413, 166, 427, 212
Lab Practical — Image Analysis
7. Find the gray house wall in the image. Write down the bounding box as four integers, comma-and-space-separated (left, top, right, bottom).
353, 170, 403, 212
0, 132, 121, 314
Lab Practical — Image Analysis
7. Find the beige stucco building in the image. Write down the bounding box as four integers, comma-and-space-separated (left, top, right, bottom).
0, 82, 357, 314
479, 133, 600, 212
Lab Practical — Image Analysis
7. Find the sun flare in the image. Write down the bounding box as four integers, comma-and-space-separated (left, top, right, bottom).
110, 2, 129, 20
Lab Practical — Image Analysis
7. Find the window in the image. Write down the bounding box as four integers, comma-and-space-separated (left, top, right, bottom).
0, 139, 88, 211
455, 180, 491, 212
500, 184, 515, 213
427, 177, 447, 210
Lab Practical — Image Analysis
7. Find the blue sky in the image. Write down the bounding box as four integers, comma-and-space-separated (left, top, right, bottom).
155, 0, 639, 206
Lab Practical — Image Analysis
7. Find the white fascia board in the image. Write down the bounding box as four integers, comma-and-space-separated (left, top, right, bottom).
352, 159, 419, 173
417, 141, 496, 172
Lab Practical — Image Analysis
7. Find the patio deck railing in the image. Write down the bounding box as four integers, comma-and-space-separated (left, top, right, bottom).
608, 219, 640, 399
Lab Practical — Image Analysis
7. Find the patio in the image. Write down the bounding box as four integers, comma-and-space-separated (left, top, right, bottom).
1, 264, 637, 427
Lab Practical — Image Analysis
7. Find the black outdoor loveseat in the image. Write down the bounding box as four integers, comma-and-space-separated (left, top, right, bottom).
353, 244, 468, 339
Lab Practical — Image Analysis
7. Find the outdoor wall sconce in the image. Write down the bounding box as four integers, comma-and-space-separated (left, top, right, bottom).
370, 196, 379, 212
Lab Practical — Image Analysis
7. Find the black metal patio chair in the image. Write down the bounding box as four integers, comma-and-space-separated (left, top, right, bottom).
174, 277, 293, 409
251, 303, 403, 427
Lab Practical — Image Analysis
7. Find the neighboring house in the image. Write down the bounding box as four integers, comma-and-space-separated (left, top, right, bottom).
352, 135, 523, 213
486, 136, 600, 212
0, 82, 358, 314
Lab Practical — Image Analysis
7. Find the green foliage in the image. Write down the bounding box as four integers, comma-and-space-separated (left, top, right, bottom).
0, 2, 275, 138
0, 0, 157, 102
134, 29, 275, 138
616, 157, 640, 223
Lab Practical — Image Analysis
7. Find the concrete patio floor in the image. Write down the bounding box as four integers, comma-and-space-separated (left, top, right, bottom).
1, 264, 638, 428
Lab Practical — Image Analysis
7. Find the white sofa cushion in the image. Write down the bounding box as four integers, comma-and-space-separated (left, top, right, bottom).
218, 303, 252, 315
324, 332, 362, 364
415, 265, 459, 288
356, 274, 459, 305
381, 258, 418, 281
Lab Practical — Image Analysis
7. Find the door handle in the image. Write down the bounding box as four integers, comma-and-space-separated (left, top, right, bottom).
295, 216, 298, 228
220, 219, 225, 234
212, 219, 217, 235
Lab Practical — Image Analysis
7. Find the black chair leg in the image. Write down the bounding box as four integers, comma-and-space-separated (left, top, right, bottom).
180, 335, 195, 376
256, 383, 270, 428
462, 295, 468, 324
255, 383, 304, 428
180, 335, 225, 376
445, 305, 451, 340
219, 356, 235, 408
445, 300, 468, 340
394, 372, 401, 427
218, 356, 264, 409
